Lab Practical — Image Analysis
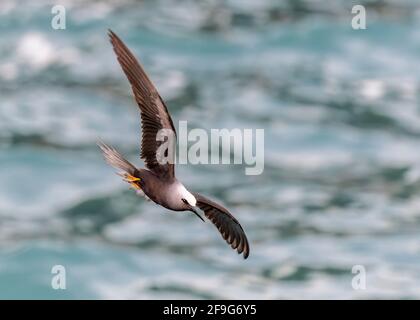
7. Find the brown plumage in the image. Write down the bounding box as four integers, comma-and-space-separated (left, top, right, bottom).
194, 193, 250, 259
109, 30, 176, 180
98, 30, 250, 259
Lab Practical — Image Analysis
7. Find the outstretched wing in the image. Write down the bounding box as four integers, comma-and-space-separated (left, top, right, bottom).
193, 193, 250, 259
109, 30, 176, 180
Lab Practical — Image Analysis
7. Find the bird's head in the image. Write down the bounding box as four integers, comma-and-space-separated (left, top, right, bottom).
182, 197, 204, 222
181, 194, 197, 211
180, 188, 204, 221
178, 185, 196, 207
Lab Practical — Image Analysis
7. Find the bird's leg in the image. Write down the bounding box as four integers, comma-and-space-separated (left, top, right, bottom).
117, 172, 141, 190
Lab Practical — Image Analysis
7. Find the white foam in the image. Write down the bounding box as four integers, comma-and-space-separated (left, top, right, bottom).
17, 33, 55, 70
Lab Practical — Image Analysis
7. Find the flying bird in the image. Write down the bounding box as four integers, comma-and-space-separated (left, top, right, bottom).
98, 30, 250, 259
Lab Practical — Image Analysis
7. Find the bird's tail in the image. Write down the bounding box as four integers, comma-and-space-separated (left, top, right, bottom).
97, 140, 142, 190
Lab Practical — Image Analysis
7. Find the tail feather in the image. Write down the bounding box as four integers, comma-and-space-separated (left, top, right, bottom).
97, 140, 137, 176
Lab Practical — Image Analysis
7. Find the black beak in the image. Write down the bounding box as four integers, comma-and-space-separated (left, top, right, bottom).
191, 206, 205, 222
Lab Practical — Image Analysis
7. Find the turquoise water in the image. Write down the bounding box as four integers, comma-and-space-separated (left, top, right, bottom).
1, 0, 420, 299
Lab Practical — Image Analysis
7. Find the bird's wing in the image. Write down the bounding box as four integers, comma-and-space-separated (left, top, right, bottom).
109, 30, 176, 180
193, 193, 250, 259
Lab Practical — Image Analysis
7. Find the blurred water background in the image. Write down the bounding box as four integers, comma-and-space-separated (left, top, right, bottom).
1, 0, 420, 299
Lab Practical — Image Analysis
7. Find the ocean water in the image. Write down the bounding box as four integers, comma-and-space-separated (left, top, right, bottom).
1, 0, 420, 299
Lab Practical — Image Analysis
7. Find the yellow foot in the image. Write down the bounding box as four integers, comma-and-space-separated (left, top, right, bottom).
117, 173, 141, 190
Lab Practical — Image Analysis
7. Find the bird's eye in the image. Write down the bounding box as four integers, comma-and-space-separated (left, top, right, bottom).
182, 198, 188, 204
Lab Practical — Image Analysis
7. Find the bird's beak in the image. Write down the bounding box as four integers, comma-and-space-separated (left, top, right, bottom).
191, 206, 205, 222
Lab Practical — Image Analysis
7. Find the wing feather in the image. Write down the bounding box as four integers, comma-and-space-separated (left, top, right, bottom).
193, 193, 250, 259
109, 30, 176, 180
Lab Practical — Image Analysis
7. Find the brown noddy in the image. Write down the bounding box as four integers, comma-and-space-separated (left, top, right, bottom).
98, 30, 250, 259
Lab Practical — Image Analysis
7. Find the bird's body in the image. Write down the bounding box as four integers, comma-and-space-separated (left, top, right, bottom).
99, 30, 250, 259
139, 175, 195, 212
